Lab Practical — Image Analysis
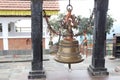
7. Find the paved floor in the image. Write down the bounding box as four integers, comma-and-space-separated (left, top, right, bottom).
0, 54, 120, 80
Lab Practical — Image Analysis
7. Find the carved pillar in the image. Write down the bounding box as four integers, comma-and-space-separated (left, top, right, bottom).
88, 0, 109, 76
28, 0, 46, 79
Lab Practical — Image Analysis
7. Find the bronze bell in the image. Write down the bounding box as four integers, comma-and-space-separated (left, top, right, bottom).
54, 39, 83, 64
54, 3, 84, 69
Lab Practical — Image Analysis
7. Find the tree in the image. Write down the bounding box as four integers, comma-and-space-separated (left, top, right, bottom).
77, 14, 115, 35
106, 15, 115, 34
49, 13, 115, 36
77, 16, 94, 35
49, 13, 64, 32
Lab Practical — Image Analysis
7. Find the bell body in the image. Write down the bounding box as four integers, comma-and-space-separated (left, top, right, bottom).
54, 39, 83, 64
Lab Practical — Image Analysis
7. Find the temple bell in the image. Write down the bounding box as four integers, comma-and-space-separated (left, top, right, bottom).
54, 3, 84, 67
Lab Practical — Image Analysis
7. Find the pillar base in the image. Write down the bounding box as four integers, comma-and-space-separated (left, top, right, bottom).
88, 65, 109, 76
28, 70, 46, 79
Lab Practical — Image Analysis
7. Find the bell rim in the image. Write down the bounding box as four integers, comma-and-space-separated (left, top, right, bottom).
54, 57, 84, 64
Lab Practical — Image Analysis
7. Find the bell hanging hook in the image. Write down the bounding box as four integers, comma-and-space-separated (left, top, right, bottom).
69, 0, 70, 5
66, 0, 73, 11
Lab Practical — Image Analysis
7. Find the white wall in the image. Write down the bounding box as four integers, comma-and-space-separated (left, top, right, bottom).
0, 17, 50, 50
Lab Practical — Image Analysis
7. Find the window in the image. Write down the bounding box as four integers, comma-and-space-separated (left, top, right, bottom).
0, 23, 2, 32
15, 20, 31, 32
8, 23, 11, 32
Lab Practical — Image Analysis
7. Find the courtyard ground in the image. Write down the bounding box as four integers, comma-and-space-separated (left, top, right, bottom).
0, 53, 120, 80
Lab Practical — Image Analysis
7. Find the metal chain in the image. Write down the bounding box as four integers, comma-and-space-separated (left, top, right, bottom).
69, 0, 71, 6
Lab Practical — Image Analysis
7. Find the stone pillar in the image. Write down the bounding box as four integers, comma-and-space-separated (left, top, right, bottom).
2, 23, 9, 50
28, 0, 46, 79
88, 0, 109, 76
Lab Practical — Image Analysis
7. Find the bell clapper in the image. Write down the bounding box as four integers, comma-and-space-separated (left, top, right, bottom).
68, 63, 71, 69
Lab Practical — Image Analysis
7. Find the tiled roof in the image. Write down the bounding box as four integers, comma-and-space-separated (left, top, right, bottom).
0, 0, 59, 11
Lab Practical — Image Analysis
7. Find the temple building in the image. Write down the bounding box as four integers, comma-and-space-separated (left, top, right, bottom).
0, 0, 60, 50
